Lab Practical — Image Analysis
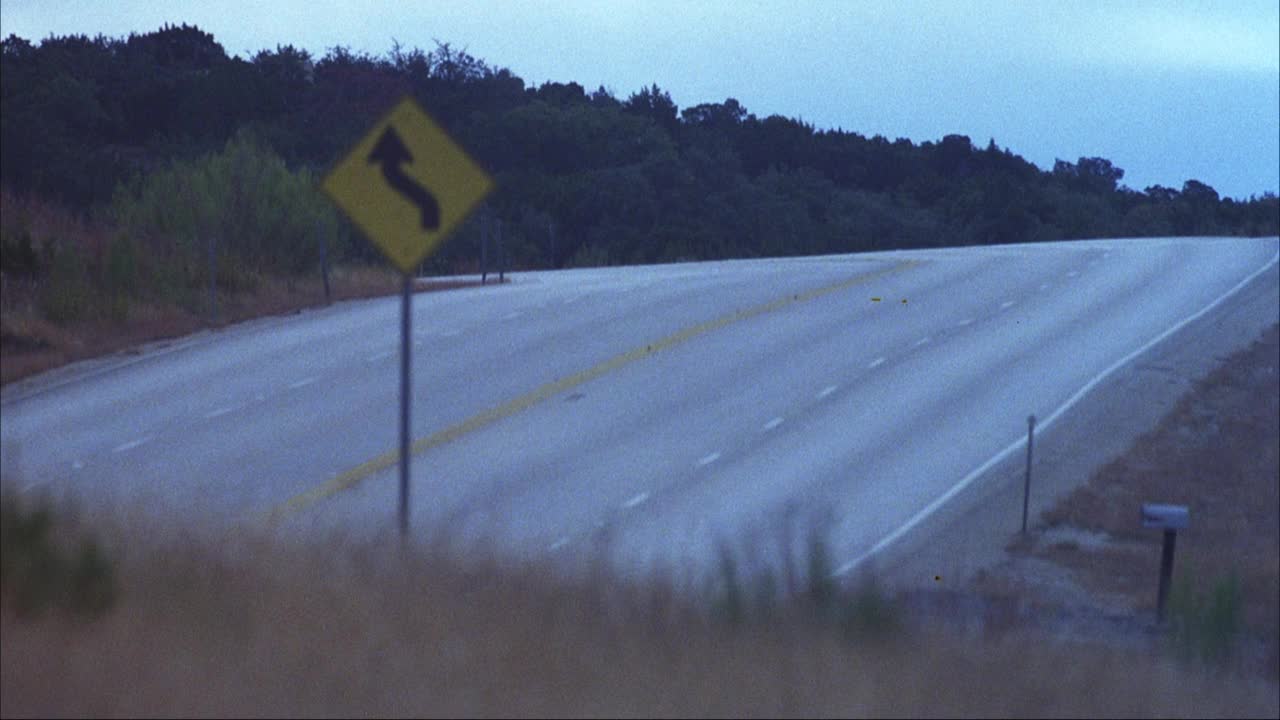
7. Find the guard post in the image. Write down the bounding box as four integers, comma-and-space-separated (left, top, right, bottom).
1141, 503, 1189, 623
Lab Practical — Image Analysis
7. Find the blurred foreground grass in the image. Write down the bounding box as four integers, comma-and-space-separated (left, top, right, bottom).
2, 487, 1276, 719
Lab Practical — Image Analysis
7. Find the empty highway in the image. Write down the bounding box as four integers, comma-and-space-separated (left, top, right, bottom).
2, 236, 1276, 585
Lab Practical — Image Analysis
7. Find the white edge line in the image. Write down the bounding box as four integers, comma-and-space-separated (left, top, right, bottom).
833, 251, 1280, 578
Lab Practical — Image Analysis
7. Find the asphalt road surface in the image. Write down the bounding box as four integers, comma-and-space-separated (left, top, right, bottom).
3, 237, 1277, 586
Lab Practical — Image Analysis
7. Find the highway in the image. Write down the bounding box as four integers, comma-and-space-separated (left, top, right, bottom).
2, 237, 1277, 586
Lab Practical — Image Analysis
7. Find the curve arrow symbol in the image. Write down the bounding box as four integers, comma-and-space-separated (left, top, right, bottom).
368, 127, 440, 230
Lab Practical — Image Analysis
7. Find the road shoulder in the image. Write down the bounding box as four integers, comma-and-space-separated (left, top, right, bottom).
877, 264, 1279, 677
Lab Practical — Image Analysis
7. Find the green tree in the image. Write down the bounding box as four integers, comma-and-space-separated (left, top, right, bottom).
624, 83, 680, 136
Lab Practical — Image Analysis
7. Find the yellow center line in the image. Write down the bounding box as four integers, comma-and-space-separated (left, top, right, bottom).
261, 258, 919, 525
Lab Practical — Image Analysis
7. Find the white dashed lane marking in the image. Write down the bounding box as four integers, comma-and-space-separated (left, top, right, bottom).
913, 336, 931, 347
763, 417, 784, 431
817, 384, 838, 399
1000, 300, 1015, 310
622, 492, 650, 509
697, 452, 721, 468
548, 537, 570, 551
288, 376, 318, 390
112, 436, 152, 454
958, 318, 975, 327
204, 406, 236, 419
867, 357, 886, 369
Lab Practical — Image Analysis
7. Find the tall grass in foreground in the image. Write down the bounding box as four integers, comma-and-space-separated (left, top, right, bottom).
1, 489, 1277, 719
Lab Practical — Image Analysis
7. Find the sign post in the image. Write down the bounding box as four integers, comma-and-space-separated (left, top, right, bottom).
1021, 414, 1036, 535
399, 274, 411, 535
322, 96, 493, 537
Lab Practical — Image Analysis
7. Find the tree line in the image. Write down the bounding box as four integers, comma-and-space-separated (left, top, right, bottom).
2, 23, 1277, 280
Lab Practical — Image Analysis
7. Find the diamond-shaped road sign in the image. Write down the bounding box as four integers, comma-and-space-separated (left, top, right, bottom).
323, 96, 493, 274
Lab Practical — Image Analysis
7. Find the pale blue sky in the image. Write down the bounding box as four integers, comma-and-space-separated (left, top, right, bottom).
3, 0, 1278, 199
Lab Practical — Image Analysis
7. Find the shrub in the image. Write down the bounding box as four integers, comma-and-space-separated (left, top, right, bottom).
39, 241, 92, 325
0, 490, 116, 617
0, 225, 41, 277
1167, 567, 1242, 666
110, 130, 352, 285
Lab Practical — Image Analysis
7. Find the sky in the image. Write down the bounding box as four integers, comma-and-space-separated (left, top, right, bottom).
3, 0, 1278, 200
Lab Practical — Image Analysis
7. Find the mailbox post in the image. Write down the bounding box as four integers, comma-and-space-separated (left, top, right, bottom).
1142, 503, 1189, 623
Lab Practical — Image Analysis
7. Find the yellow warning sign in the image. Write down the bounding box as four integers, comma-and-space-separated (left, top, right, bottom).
322, 96, 493, 274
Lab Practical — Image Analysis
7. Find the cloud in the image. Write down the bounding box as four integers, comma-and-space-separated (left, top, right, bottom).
1061, 5, 1280, 74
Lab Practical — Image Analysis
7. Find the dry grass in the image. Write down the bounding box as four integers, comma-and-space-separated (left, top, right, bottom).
0, 188, 517, 387
1, 266, 506, 386
2, 492, 1278, 719
0, 275, 512, 386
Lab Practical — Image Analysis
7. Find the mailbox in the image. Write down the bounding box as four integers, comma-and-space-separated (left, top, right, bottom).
1141, 503, 1189, 530
1142, 502, 1189, 624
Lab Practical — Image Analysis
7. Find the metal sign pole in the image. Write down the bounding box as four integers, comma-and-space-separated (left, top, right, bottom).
321, 96, 494, 540
1021, 414, 1036, 534
498, 219, 505, 283
481, 217, 488, 285
399, 273, 412, 537
207, 234, 218, 325
318, 222, 331, 305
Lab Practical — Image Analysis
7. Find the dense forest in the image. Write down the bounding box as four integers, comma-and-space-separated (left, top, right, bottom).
2, 23, 1277, 283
